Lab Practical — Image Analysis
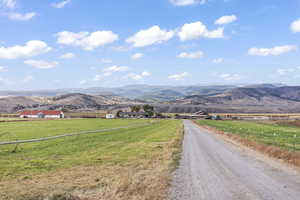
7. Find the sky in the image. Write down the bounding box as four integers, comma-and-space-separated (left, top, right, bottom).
0, 0, 300, 90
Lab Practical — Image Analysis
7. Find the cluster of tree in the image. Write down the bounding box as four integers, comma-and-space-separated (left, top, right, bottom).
130, 104, 155, 117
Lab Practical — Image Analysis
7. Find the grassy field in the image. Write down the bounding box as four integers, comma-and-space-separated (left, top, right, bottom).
197, 120, 300, 151
0, 119, 183, 200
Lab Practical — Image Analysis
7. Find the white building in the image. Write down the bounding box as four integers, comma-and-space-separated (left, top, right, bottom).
106, 114, 116, 119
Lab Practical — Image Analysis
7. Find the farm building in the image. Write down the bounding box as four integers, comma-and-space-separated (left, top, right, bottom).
175, 110, 211, 119
20, 110, 64, 119
106, 113, 116, 119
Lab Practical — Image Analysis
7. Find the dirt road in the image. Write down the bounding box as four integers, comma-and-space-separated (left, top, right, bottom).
169, 120, 300, 200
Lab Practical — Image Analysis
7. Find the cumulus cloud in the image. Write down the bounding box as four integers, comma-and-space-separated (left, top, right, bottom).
213, 58, 224, 63
219, 73, 241, 81
168, 72, 189, 80
170, 0, 206, 6
24, 60, 59, 69
178, 21, 224, 41
177, 51, 203, 59
248, 45, 297, 56
0, 40, 51, 59
94, 65, 128, 81
1, 0, 16, 9
126, 26, 175, 47
215, 15, 237, 25
56, 31, 118, 50
131, 53, 144, 60
6, 12, 36, 21
52, 0, 71, 8
128, 71, 151, 80
0, 66, 7, 72
60, 52, 74, 59
291, 18, 300, 33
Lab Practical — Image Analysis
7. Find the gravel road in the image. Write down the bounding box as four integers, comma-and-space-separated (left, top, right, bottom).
169, 120, 300, 200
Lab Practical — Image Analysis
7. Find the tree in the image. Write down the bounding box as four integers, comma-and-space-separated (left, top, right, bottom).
143, 105, 154, 117
116, 110, 123, 118
143, 104, 154, 112
131, 105, 141, 112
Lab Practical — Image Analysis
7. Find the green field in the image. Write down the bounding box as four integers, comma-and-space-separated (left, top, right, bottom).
197, 120, 300, 151
0, 119, 183, 200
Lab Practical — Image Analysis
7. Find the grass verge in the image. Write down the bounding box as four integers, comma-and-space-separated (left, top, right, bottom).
195, 120, 300, 168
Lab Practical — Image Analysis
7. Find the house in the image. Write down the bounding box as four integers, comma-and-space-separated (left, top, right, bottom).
20, 110, 64, 119
106, 113, 116, 119
118, 112, 149, 118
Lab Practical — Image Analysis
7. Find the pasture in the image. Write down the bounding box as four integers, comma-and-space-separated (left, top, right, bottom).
197, 120, 300, 151
0, 119, 183, 200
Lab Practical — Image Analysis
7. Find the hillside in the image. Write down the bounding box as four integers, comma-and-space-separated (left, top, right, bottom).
162, 86, 300, 113
1, 84, 300, 113
0, 93, 138, 113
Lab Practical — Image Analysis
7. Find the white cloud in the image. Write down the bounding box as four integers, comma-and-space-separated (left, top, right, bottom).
248, 45, 297, 56
177, 51, 203, 59
60, 52, 74, 59
6, 12, 36, 21
168, 72, 189, 80
215, 15, 237, 25
24, 60, 59, 69
213, 58, 224, 63
291, 18, 300, 33
170, 0, 206, 6
219, 73, 241, 81
94, 75, 102, 81
0, 66, 7, 72
101, 59, 112, 64
101, 65, 129, 77
103, 65, 128, 73
131, 53, 144, 60
276, 68, 295, 76
178, 21, 224, 41
0, 40, 51, 59
128, 71, 151, 80
277, 67, 300, 79
56, 31, 118, 50
79, 80, 87, 85
1, 0, 16, 9
52, 0, 71, 8
126, 26, 175, 47
23, 75, 33, 83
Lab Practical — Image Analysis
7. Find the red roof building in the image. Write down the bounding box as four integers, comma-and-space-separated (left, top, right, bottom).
20, 110, 64, 119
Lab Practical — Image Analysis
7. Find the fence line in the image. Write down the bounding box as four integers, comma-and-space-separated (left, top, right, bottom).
0, 123, 151, 146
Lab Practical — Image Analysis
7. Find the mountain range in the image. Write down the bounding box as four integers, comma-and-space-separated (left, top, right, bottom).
1, 83, 300, 113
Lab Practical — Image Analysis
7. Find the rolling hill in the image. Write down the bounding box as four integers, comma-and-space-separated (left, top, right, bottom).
1, 84, 300, 113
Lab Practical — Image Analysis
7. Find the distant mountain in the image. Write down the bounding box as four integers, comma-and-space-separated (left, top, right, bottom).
1, 84, 300, 113
164, 86, 300, 113
0, 93, 138, 113
0, 84, 237, 100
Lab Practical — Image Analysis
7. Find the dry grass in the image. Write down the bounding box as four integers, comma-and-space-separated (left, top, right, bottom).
0, 121, 183, 200
195, 122, 300, 168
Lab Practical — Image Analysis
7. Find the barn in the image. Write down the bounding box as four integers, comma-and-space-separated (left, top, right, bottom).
20, 110, 64, 119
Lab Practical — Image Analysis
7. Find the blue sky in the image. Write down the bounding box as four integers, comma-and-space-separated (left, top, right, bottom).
0, 0, 300, 90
